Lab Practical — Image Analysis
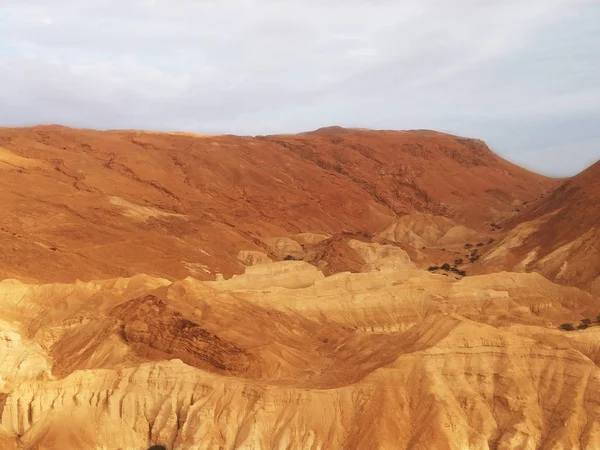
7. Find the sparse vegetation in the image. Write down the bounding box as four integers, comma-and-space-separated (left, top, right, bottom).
488, 238, 495, 244
560, 319, 595, 331
476, 242, 484, 247
454, 258, 464, 265
428, 264, 467, 277
464, 243, 473, 249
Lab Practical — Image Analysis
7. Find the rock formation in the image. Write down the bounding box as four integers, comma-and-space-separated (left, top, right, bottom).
0, 126, 598, 449
484, 160, 600, 290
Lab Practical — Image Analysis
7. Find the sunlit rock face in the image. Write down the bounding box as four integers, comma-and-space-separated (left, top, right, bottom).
1, 259, 600, 449
0, 126, 598, 449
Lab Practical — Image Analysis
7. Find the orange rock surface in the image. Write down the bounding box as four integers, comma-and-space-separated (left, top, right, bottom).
0, 125, 598, 450
0, 125, 555, 282
483, 160, 600, 291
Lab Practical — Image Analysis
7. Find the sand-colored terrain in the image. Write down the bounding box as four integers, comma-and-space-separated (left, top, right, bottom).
0, 126, 598, 449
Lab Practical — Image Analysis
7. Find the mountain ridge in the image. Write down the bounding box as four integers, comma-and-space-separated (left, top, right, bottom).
0, 125, 557, 283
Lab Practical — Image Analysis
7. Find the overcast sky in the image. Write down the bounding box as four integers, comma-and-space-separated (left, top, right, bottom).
1, 0, 599, 176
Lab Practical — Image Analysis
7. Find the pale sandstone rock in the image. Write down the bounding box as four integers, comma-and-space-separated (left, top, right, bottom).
237, 250, 273, 266
5, 315, 600, 449
379, 213, 482, 248
293, 233, 331, 245
264, 237, 305, 260
0, 263, 599, 449
347, 239, 414, 272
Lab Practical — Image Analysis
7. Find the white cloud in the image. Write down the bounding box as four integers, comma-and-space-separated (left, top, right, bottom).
0, 0, 598, 175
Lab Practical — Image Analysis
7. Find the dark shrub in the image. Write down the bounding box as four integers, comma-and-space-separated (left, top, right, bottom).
476, 242, 484, 247
578, 323, 589, 330
428, 266, 440, 271
457, 270, 467, 277
464, 243, 473, 249
560, 323, 576, 331
454, 258, 463, 265
488, 238, 496, 244
148, 446, 168, 450
441, 263, 451, 271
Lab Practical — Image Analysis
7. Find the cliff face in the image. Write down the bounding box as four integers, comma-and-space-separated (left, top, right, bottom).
6, 335, 600, 450
1, 259, 600, 450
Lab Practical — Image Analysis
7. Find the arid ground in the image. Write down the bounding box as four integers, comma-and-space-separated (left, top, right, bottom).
0, 125, 599, 449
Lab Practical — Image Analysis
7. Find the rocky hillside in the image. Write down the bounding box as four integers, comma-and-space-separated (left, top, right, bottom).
1, 125, 598, 450
483, 160, 600, 291
0, 126, 555, 283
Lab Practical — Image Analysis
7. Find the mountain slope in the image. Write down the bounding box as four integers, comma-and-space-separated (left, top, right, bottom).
0, 125, 598, 450
0, 126, 555, 283
484, 160, 600, 291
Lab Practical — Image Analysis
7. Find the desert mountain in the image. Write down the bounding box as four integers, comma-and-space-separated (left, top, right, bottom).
0, 125, 598, 450
0, 125, 555, 283
483, 160, 600, 292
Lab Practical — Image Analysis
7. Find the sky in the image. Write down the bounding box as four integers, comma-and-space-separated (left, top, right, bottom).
0, 0, 599, 176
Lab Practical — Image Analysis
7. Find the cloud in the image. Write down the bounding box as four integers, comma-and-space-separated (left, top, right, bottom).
0, 0, 598, 175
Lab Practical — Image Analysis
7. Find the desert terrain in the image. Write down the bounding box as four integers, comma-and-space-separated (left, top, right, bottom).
0, 125, 599, 449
